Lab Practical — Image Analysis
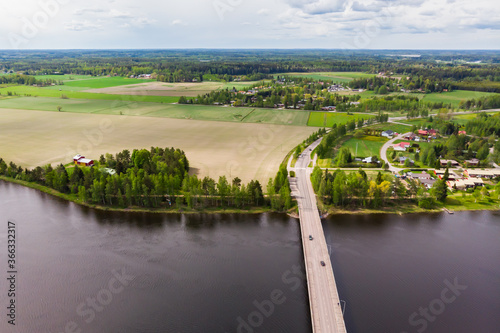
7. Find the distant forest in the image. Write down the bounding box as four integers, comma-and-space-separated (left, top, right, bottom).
1, 49, 499, 86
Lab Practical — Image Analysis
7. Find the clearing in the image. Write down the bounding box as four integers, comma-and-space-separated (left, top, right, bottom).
307, 112, 375, 127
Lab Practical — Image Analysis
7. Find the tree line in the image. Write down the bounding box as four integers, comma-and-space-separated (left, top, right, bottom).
0, 147, 293, 211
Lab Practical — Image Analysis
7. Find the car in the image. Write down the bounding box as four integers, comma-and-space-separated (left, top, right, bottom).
309, 235, 313, 240
320, 261, 325, 266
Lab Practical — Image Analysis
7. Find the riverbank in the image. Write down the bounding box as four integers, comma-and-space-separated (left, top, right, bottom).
0, 176, 276, 215
2, 176, 498, 216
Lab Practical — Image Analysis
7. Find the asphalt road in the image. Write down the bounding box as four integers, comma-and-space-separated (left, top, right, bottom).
289, 139, 347, 333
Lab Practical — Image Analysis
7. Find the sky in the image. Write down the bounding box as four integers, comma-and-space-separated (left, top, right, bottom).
0, 0, 499, 49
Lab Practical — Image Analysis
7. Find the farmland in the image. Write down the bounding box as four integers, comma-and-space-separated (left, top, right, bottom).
0, 108, 315, 184
84, 80, 265, 97
307, 112, 375, 127
0, 97, 310, 125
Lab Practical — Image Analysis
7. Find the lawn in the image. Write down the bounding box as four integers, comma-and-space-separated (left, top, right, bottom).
341, 135, 387, 158
307, 112, 374, 127
34, 75, 155, 88
452, 112, 500, 125
0, 108, 316, 184
0, 97, 310, 126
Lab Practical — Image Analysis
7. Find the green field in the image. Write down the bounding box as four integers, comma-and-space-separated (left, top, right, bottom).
421, 90, 498, 107
34, 75, 154, 87
0, 97, 309, 126
279, 72, 376, 82
341, 135, 387, 158
452, 112, 500, 125
0, 85, 179, 103
307, 112, 374, 127
365, 123, 412, 134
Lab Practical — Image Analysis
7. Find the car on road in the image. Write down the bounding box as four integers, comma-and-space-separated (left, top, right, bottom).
309, 235, 313, 240
320, 261, 325, 266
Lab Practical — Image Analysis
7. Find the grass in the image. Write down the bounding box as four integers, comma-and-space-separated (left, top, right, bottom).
307, 112, 374, 127
341, 135, 387, 158
365, 123, 411, 133
0, 97, 310, 126
0, 108, 316, 184
445, 192, 500, 211
0, 85, 179, 103
421, 90, 498, 108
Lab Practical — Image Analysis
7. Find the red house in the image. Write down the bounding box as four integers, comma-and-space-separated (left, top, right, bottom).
418, 130, 428, 136
73, 154, 94, 167
458, 131, 467, 135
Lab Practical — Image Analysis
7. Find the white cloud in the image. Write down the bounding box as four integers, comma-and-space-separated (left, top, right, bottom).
65, 20, 103, 31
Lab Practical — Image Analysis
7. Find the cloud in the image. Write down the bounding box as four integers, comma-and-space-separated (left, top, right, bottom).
171, 19, 183, 26
109, 9, 133, 19
284, 0, 350, 14
74, 8, 107, 16
65, 20, 103, 31
258, 8, 270, 15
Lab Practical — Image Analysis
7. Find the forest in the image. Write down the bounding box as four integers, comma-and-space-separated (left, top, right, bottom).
0, 147, 293, 212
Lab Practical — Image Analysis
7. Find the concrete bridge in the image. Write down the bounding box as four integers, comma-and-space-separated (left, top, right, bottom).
288, 138, 347, 333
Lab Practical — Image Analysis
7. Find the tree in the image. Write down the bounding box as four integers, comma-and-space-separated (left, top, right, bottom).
432, 179, 448, 202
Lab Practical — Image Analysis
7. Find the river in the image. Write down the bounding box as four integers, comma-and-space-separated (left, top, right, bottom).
0, 180, 499, 332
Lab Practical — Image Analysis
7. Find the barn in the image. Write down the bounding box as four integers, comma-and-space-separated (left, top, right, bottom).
73, 154, 94, 167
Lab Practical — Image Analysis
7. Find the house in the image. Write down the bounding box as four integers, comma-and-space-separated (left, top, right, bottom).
399, 156, 414, 165
404, 133, 418, 141
465, 158, 480, 166
434, 170, 460, 180
392, 142, 411, 151
407, 171, 432, 180
73, 154, 94, 167
362, 156, 379, 164
381, 130, 394, 138
447, 178, 483, 191
428, 129, 438, 136
464, 169, 500, 179
321, 106, 336, 111
458, 131, 467, 135
418, 130, 428, 136
419, 178, 436, 189
440, 159, 460, 167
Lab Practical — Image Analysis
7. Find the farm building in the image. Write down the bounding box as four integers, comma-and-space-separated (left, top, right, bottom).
73, 154, 94, 167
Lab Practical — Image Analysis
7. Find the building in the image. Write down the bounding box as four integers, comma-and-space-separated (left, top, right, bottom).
73, 154, 94, 167
458, 131, 467, 135
399, 156, 414, 165
392, 142, 411, 151
381, 130, 395, 138
418, 130, 428, 136
440, 159, 460, 167
465, 158, 480, 166
404, 133, 417, 141
464, 169, 500, 179
447, 178, 484, 191
434, 170, 460, 180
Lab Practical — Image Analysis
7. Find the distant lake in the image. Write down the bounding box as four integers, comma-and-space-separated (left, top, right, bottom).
1, 180, 499, 333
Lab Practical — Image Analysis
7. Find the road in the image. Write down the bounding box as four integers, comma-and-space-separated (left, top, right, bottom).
289, 139, 347, 333
379, 132, 410, 173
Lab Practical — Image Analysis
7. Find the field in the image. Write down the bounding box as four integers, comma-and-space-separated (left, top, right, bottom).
0, 97, 310, 125
83, 81, 265, 97
421, 90, 498, 107
0, 108, 316, 184
278, 72, 376, 82
365, 123, 411, 134
0, 85, 179, 103
341, 135, 387, 158
307, 112, 375, 127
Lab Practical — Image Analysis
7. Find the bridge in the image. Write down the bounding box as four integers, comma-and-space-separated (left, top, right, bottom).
288, 138, 347, 333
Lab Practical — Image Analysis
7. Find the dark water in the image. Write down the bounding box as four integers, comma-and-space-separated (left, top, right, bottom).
1, 181, 499, 333
326, 212, 500, 333
0, 181, 311, 333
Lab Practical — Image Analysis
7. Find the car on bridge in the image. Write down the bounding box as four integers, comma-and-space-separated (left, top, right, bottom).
309, 235, 313, 240
320, 261, 325, 266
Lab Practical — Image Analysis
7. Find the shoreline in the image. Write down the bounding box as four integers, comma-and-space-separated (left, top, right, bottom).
1, 176, 498, 216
